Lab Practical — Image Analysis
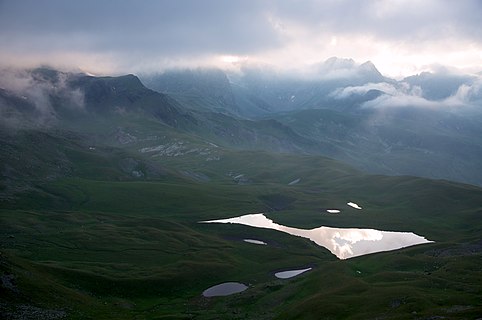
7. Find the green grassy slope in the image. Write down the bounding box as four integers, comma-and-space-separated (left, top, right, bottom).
1, 142, 481, 319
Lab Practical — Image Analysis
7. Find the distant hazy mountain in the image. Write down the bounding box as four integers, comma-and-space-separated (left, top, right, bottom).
138, 59, 482, 186
230, 57, 390, 113
141, 57, 390, 117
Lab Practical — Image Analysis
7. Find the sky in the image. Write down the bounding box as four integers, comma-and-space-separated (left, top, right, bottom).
0, 0, 481, 78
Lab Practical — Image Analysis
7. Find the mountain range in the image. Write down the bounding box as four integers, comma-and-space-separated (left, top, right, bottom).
1, 60, 481, 189
142, 58, 482, 186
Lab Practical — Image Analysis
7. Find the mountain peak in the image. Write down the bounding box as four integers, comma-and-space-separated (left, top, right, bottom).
358, 61, 383, 77
359, 60, 376, 69
323, 57, 356, 69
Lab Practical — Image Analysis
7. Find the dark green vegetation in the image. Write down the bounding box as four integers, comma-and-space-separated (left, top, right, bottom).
1, 68, 481, 319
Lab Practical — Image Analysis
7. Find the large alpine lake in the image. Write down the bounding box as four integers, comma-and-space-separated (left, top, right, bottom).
202, 213, 432, 259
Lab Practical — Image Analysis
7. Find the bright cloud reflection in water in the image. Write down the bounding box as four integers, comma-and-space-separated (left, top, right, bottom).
201, 214, 432, 259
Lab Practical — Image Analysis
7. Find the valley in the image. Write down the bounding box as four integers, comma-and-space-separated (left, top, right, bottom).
0, 67, 481, 319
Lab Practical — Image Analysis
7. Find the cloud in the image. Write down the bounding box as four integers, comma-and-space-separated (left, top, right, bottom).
271, 0, 482, 43
0, 0, 481, 76
447, 79, 482, 105
331, 82, 402, 99
0, 0, 281, 73
262, 0, 482, 77
332, 79, 482, 111
0, 68, 85, 128
0, 0, 279, 53
330, 81, 440, 108
362, 87, 441, 109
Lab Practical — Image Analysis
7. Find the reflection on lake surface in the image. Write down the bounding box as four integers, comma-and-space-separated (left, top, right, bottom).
202, 282, 248, 297
202, 214, 432, 259
275, 268, 312, 279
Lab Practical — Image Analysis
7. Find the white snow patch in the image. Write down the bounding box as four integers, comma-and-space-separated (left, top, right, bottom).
243, 239, 267, 245
275, 268, 312, 279
347, 202, 362, 210
288, 178, 301, 185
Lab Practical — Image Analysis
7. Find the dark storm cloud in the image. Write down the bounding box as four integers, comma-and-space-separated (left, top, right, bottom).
0, 0, 281, 56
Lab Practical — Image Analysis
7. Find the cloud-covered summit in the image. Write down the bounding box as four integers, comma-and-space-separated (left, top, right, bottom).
331, 72, 482, 110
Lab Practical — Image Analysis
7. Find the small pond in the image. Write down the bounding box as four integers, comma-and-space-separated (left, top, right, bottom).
202, 282, 248, 297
